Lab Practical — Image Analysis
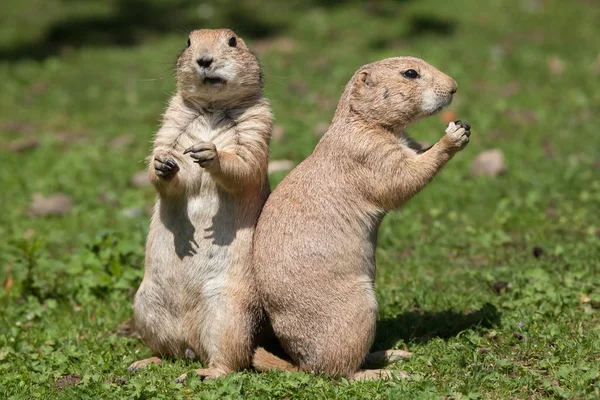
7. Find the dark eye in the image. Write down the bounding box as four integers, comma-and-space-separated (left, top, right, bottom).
187, 38, 191, 47
402, 69, 420, 79
228, 37, 237, 47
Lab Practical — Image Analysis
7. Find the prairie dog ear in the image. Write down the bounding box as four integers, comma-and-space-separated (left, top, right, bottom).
358, 69, 376, 88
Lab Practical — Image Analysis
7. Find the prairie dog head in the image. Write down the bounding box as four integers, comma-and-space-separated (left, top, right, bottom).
348, 57, 457, 129
176, 29, 262, 104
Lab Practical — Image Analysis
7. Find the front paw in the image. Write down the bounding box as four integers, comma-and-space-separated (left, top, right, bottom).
184, 142, 219, 169
154, 154, 179, 180
444, 120, 471, 151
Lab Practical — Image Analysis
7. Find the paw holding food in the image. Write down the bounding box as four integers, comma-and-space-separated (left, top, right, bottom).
444, 120, 471, 150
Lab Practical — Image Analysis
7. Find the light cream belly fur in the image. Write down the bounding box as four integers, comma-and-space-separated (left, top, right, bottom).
134, 174, 237, 362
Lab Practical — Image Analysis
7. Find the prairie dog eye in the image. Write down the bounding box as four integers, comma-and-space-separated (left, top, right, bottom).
228, 37, 237, 47
187, 38, 191, 47
402, 69, 420, 79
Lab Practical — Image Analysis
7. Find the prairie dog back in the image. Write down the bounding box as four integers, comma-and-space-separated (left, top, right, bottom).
253, 57, 470, 380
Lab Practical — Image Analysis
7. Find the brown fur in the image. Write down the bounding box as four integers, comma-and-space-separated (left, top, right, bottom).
130, 29, 272, 381
252, 57, 470, 380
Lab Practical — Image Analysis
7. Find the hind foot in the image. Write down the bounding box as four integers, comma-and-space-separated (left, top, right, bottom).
128, 356, 162, 372
363, 349, 412, 368
175, 367, 228, 384
352, 368, 410, 381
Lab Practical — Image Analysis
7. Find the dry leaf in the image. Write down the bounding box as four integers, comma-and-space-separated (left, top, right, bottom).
3, 264, 13, 296
55, 373, 81, 391
440, 110, 457, 124
579, 292, 591, 303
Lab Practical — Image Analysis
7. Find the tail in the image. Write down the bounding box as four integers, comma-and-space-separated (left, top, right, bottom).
252, 347, 299, 372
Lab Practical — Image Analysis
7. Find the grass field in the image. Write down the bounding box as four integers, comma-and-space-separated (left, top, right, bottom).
1, 0, 599, 398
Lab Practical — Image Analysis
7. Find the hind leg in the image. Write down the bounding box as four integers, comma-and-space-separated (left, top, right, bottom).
176, 293, 259, 384
280, 293, 379, 378
130, 282, 186, 372
128, 357, 162, 372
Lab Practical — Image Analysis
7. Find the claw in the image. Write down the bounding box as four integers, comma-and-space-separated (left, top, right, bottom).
454, 120, 471, 130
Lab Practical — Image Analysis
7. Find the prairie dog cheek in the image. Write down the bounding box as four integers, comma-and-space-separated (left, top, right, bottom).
420, 89, 440, 114
217, 64, 236, 82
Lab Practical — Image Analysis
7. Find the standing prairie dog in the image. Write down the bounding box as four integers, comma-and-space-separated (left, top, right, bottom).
252, 57, 471, 380
130, 29, 272, 381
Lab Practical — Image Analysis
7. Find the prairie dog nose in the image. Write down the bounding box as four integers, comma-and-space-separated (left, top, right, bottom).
197, 56, 213, 68
450, 86, 457, 94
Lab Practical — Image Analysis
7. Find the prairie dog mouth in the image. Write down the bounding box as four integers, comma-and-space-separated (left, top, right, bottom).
203, 76, 227, 87
422, 92, 453, 116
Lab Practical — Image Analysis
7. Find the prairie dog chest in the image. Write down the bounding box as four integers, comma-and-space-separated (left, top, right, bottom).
181, 109, 238, 151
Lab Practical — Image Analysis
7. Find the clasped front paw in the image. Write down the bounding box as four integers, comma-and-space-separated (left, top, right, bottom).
154, 154, 180, 180
184, 142, 219, 169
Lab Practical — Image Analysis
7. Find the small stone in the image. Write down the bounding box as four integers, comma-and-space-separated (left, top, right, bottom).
499, 81, 521, 97
29, 193, 73, 217
272, 125, 286, 141
252, 37, 297, 56
544, 208, 557, 219
8, 138, 40, 152
130, 171, 151, 188
268, 160, 294, 174
470, 149, 507, 177
122, 207, 144, 218
314, 122, 329, 138
109, 135, 134, 148
548, 56, 565, 75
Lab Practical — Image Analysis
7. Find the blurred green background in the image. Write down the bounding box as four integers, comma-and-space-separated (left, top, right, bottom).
1, 0, 599, 398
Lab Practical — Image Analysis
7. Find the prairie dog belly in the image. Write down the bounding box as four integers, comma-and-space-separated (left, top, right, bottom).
151, 178, 235, 282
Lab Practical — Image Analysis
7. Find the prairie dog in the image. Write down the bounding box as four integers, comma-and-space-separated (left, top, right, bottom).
252, 57, 471, 380
130, 29, 272, 381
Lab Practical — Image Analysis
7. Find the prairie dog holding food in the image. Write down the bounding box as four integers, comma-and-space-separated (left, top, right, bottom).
130, 29, 272, 381
252, 57, 471, 380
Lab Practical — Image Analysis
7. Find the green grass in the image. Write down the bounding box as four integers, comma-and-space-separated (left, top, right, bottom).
1, 0, 599, 398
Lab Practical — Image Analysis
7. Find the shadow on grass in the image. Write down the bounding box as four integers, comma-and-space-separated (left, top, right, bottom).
0, 0, 285, 61
374, 303, 500, 350
0, 0, 455, 61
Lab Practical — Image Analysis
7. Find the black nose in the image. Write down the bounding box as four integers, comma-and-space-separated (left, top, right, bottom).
197, 56, 213, 68
450, 87, 457, 94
